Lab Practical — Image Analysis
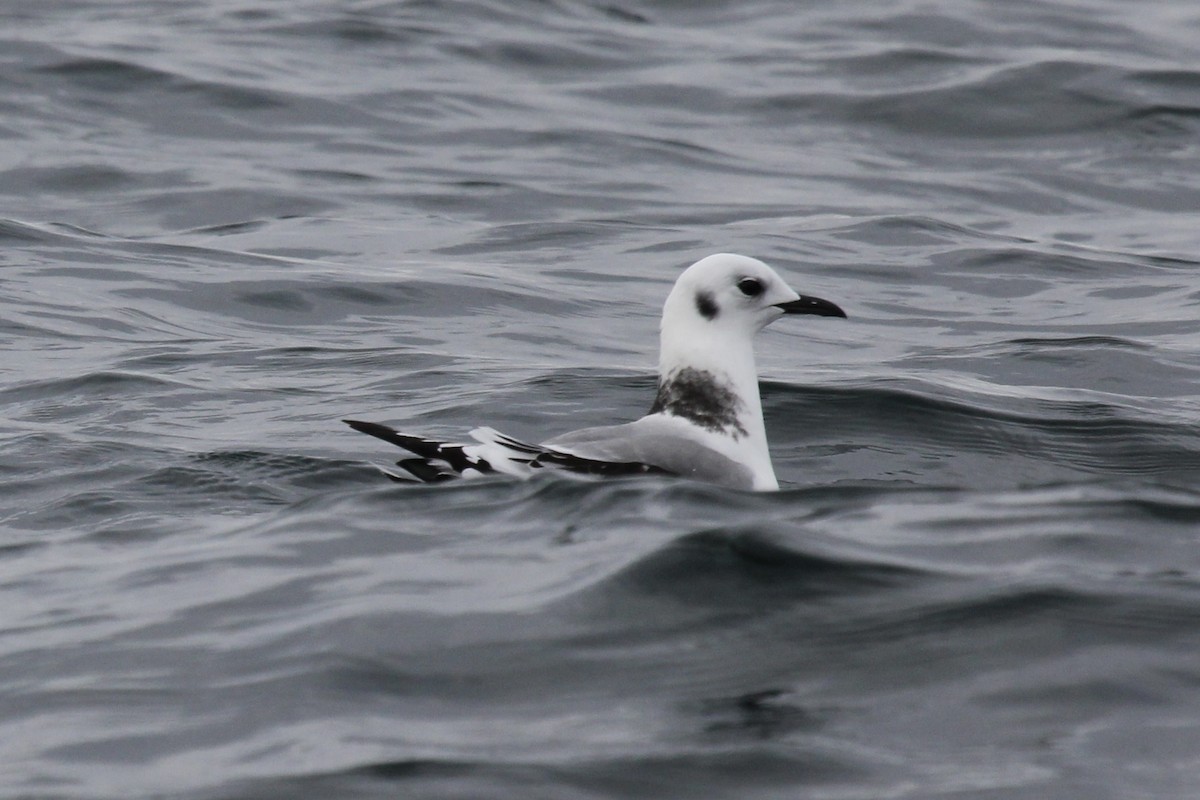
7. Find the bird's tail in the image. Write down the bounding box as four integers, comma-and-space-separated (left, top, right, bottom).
343, 420, 537, 483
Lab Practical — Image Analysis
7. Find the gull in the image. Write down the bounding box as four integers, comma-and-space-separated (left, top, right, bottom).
345, 253, 846, 491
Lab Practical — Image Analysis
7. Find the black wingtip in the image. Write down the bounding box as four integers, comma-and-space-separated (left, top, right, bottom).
344, 419, 430, 454
396, 458, 455, 483
344, 418, 385, 435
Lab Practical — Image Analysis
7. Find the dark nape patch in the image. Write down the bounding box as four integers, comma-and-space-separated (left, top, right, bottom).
695, 290, 719, 320
649, 367, 746, 436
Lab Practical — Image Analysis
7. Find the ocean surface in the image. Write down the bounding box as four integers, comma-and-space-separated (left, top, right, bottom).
3, 1, 1200, 798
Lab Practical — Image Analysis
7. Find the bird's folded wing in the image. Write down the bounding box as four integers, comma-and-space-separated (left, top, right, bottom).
471, 427, 667, 477
542, 417, 754, 490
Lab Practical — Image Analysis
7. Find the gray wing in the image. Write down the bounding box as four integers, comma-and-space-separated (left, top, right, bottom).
543, 417, 754, 490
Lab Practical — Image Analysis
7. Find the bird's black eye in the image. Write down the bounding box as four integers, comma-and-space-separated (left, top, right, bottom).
737, 278, 763, 297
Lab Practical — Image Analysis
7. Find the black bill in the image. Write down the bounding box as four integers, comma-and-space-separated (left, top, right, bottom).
774, 295, 847, 318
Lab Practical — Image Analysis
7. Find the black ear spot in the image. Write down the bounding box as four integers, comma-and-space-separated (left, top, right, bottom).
737, 278, 764, 297
695, 290, 719, 320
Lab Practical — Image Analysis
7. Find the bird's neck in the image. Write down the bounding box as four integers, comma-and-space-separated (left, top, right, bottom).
655, 328, 767, 446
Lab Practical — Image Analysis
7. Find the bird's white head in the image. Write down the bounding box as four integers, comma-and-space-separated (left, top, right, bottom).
660, 253, 845, 360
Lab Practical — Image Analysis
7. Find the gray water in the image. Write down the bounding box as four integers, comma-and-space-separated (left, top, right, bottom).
3, 2, 1200, 798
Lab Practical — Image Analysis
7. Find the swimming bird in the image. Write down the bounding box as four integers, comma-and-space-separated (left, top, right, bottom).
345, 253, 846, 490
